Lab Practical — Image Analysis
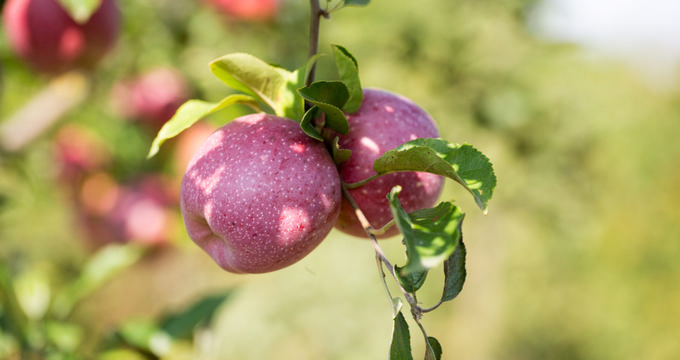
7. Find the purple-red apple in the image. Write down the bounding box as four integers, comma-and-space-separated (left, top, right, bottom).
206, 0, 279, 22
2, 0, 120, 75
52, 124, 110, 184
335, 88, 444, 238
76, 173, 176, 248
180, 114, 341, 274
111, 67, 190, 131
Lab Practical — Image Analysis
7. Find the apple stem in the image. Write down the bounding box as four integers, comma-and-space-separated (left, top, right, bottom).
306, 0, 328, 87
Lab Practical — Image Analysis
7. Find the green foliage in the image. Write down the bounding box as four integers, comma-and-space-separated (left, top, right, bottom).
441, 236, 466, 302
389, 311, 413, 360
374, 139, 497, 213
425, 336, 443, 360
389, 186, 465, 274
332, 44, 363, 112
147, 95, 259, 158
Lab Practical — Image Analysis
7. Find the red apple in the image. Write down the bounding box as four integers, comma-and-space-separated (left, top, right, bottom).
2, 0, 120, 74
180, 114, 341, 274
335, 88, 444, 238
111, 67, 190, 131
207, 0, 279, 22
52, 124, 110, 184
77, 174, 176, 247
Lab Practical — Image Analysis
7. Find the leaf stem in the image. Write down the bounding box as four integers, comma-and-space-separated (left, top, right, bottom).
340, 182, 426, 319
344, 174, 380, 189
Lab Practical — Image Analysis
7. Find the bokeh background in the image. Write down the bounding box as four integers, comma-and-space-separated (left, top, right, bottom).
1, 0, 679, 359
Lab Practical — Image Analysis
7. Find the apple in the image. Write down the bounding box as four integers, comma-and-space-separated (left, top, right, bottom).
111, 67, 190, 131
2, 0, 120, 74
207, 0, 279, 22
334, 88, 444, 238
76, 173, 176, 247
52, 124, 110, 184
180, 114, 341, 274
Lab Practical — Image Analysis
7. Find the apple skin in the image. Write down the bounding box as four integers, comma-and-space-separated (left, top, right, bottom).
2, 0, 120, 74
334, 88, 444, 238
180, 114, 341, 274
207, 0, 279, 22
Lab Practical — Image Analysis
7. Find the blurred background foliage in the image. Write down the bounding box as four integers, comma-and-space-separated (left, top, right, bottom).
1, 0, 679, 359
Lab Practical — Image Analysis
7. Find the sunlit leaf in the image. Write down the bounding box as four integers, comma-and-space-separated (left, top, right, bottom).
389, 186, 465, 275
332, 44, 363, 113
147, 95, 258, 159
210, 53, 300, 117
45, 321, 83, 352
441, 235, 466, 303
374, 138, 496, 213
389, 311, 413, 360
297, 81, 350, 134
117, 319, 167, 355
57, 0, 102, 23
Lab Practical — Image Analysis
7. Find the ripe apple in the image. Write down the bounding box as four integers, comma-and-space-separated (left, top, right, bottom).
2, 0, 120, 74
180, 114, 341, 274
76, 173, 176, 247
207, 0, 279, 22
334, 88, 444, 238
111, 67, 190, 131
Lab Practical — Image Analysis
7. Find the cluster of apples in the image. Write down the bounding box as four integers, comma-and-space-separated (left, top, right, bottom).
180, 88, 443, 273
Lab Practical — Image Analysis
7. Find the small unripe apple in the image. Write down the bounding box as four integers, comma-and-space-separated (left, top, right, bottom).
2, 0, 120, 74
335, 88, 444, 238
207, 0, 279, 22
180, 114, 341, 274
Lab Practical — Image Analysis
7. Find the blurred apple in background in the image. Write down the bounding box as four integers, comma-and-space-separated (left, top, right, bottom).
206, 0, 279, 22
2, 0, 121, 75
52, 124, 111, 185
75, 173, 177, 248
111, 67, 191, 132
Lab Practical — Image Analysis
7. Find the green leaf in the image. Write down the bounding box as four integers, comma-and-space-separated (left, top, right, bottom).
344, 0, 370, 6
147, 95, 258, 159
52, 244, 146, 318
0, 263, 29, 348
425, 336, 443, 360
331, 136, 352, 165
441, 235, 466, 303
332, 45, 363, 113
395, 266, 427, 293
45, 321, 83, 352
210, 53, 300, 117
388, 186, 465, 275
300, 106, 324, 141
389, 311, 413, 360
374, 138, 496, 213
57, 0, 102, 23
160, 290, 235, 340
117, 319, 168, 355
297, 81, 350, 134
